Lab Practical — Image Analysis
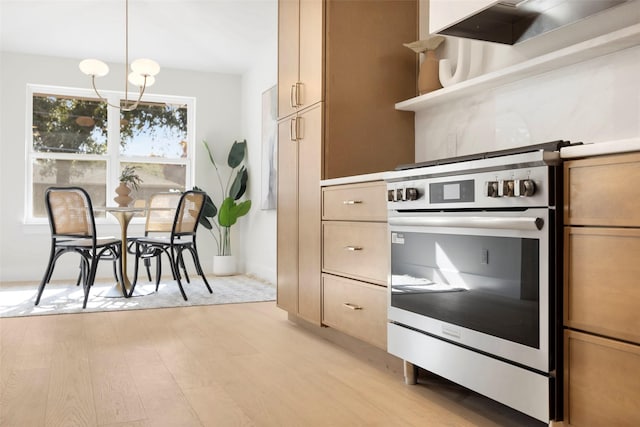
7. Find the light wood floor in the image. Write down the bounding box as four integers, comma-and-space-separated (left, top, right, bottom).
1, 302, 543, 426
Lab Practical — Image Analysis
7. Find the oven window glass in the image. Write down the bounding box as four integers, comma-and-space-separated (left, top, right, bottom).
391, 232, 539, 348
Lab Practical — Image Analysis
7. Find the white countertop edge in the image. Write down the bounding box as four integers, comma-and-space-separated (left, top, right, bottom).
320, 171, 388, 187
561, 138, 640, 159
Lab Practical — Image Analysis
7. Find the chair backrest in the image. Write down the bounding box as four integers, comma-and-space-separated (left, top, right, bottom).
172, 190, 206, 236
145, 192, 181, 234
45, 187, 96, 239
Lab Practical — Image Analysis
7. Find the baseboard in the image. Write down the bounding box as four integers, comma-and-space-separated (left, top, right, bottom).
286, 312, 403, 377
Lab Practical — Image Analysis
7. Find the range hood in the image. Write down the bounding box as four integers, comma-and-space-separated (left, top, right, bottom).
433, 0, 631, 44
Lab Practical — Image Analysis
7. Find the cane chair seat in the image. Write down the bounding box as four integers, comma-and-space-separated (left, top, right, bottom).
57, 236, 120, 247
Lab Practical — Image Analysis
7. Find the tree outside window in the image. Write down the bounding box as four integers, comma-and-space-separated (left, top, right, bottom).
28, 86, 194, 221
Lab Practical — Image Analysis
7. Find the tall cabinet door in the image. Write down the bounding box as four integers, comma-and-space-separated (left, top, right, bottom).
278, 0, 300, 120
276, 117, 299, 313
296, 104, 322, 324
298, 0, 324, 110
278, 0, 324, 120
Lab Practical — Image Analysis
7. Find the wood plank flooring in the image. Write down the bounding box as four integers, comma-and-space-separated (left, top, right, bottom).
1, 302, 543, 426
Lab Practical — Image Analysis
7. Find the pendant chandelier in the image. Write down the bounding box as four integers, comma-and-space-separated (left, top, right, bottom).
79, 0, 160, 112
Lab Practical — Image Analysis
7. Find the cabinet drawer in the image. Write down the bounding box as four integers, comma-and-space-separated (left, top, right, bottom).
564, 330, 640, 426
322, 221, 388, 285
322, 274, 387, 349
564, 227, 640, 344
322, 181, 387, 221
564, 153, 640, 226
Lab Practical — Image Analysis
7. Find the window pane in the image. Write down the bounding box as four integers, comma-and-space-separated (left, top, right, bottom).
32, 93, 107, 154
120, 162, 186, 203
120, 101, 188, 158
32, 159, 107, 218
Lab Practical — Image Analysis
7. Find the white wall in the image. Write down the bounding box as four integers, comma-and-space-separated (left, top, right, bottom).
239, 28, 278, 284
0, 51, 243, 282
416, 1, 640, 160
239, 52, 278, 283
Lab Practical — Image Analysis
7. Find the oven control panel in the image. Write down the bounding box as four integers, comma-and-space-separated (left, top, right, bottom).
388, 187, 420, 202
485, 179, 536, 198
386, 165, 551, 210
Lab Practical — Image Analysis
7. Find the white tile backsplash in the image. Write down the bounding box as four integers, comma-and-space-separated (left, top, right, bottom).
414, 45, 640, 162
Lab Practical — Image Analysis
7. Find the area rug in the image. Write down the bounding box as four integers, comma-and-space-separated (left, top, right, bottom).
0, 275, 276, 318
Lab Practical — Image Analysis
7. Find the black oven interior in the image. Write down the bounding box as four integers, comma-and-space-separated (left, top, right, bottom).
391, 231, 541, 348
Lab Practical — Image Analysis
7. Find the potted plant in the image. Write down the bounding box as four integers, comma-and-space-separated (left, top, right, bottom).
196, 139, 251, 275
114, 165, 143, 207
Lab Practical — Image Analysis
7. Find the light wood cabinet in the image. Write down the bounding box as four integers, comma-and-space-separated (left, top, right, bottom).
564, 227, 640, 344
564, 152, 640, 227
278, 0, 417, 178
322, 182, 388, 222
321, 181, 388, 349
277, 0, 416, 325
563, 154, 640, 425
277, 104, 322, 324
278, 0, 323, 120
322, 221, 388, 286
564, 330, 640, 427
322, 0, 416, 179
322, 274, 387, 349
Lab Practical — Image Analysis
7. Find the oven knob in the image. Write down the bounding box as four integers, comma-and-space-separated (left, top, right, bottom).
515, 179, 536, 197
396, 188, 405, 201
498, 180, 515, 197
405, 187, 420, 201
485, 181, 499, 198
387, 189, 395, 202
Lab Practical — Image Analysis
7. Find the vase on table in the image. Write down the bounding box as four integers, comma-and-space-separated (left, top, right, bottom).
114, 182, 133, 207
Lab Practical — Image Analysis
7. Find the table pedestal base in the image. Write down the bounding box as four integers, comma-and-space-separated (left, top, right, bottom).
99, 282, 155, 298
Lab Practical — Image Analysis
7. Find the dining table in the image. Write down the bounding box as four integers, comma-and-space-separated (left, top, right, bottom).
101, 206, 153, 298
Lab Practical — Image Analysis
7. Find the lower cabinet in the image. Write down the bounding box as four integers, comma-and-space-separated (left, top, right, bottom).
564, 330, 640, 426
563, 154, 640, 425
321, 180, 389, 350
322, 221, 388, 286
564, 226, 640, 344
322, 274, 387, 349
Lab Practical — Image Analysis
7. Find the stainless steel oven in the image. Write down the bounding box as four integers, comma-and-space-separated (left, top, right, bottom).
384, 145, 566, 423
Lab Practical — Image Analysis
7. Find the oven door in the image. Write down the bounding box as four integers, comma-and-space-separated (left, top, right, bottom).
388, 208, 552, 373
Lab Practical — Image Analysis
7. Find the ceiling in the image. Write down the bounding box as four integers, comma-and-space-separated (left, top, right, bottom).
0, 0, 278, 74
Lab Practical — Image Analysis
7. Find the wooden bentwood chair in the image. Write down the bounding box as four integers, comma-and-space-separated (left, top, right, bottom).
35, 187, 123, 309
129, 190, 212, 300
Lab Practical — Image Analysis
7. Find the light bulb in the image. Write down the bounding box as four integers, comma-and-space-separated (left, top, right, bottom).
131, 58, 160, 76
79, 59, 109, 77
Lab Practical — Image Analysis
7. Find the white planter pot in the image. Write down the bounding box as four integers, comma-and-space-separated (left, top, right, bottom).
213, 255, 236, 276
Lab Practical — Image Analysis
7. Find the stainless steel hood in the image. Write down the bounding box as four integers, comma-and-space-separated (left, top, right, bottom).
435, 0, 631, 44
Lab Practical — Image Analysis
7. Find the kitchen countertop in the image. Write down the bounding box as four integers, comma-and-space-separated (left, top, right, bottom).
320, 171, 388, 187
561, 138, 640, 158
321, 138, 640, 187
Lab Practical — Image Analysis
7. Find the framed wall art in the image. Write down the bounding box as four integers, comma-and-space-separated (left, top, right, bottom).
261, 85, 277, 210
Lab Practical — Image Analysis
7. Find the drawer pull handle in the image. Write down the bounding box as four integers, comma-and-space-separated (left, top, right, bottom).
342, 200, 363, 205
343, 303, 363, 310
344, 246, 363, 251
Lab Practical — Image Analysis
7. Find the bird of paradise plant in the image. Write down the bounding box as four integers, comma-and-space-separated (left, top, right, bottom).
195, 139, 251, 256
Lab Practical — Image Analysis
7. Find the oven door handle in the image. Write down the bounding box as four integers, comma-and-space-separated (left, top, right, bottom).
388, 216, 544, 231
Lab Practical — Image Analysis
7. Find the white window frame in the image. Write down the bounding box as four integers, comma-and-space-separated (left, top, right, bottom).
25, 84, 196, 224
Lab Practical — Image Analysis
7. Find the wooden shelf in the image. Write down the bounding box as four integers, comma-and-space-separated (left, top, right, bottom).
395, 23, 640, 112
